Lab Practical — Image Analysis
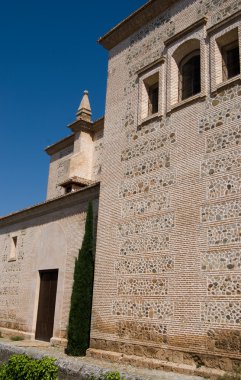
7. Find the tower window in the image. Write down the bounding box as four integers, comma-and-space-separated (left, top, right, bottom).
222, 41, 240, 80
215, 28, 240, 85
179, 51, 201, 100
148, 83, 159, 115
141, 72, 159, 119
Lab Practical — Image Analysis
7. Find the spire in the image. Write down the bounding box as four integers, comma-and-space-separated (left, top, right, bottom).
76, 90, 92, 122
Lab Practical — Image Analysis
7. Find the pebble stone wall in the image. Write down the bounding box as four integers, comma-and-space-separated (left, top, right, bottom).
90, 0, 241, 371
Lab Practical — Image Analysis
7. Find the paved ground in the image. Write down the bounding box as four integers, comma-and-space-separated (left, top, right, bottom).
0, 338, 207, 380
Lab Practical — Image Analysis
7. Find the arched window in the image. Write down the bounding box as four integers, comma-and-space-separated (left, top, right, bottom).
179, 50, 201, 100
170, 38, 202, 105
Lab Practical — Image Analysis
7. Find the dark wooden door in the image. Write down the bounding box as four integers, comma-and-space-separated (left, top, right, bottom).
35, 270, 58, 342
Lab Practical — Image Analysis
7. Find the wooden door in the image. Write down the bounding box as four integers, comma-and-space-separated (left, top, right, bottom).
35, 270, 58, 342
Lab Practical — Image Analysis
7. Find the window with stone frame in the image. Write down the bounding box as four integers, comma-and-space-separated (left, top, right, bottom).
222, 40, 240, 80
179, 50, 201, 100
170, 37, 202, 106
141, 72, 159, 119
216, 27, 240, 83
148, 83, 159, 115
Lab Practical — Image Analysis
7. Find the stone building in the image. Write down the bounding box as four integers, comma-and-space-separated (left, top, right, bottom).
0, 92, 103, 345
1, 0, 241, 373
88, 0, 241, 372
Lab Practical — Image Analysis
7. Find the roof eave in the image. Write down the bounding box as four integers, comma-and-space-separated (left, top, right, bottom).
98, 0, 177, 50
45, 134, 75, 156
0, 183, 100, 226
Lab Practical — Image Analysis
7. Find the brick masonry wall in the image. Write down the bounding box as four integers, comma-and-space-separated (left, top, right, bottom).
0, 192, 99, 343
91, 0, 241, 370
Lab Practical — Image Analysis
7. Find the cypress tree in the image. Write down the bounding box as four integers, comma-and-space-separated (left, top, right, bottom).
66, 201, 94, 356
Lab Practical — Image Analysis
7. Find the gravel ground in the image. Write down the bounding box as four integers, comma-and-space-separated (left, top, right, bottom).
0, 339, 206, 380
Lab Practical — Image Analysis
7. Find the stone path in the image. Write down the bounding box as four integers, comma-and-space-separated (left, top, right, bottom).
0, 339, 207, 380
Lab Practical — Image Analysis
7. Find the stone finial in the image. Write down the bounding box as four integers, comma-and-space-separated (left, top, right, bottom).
76, 90, 92, 122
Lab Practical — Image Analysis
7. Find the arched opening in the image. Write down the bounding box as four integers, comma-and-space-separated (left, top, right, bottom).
179, 50, 201, 100
170, 38, 201, 105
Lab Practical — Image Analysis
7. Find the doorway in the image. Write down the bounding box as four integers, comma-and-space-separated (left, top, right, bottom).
35, 269, 58, 342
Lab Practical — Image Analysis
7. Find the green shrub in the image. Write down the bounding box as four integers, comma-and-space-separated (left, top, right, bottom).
10, 336, 24, 341
90, 372, 125, 380
66, 201, 94, 356
0, 354, 58, 380
0, 332, 2, 338
102, 371, 124, 380
0, 363, 7, 380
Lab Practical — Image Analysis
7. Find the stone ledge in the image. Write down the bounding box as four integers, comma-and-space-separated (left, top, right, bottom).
0, 341, 205, 380
50, 337, 67, 348
0, 342, 134, 380
87, 348, 224, 380
0, 327, 34, 341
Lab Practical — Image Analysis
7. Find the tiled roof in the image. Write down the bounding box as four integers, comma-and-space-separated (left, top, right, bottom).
58, 176, 96, 187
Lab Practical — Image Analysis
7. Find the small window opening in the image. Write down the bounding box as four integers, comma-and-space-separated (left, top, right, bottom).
9, 236, 18, 261
141, 72, 159, 119
179, 51, 201, 100
65, 186, 72, 194
222, 41, 240, 80
216, 28, 240, 84
148, 83, 159, 115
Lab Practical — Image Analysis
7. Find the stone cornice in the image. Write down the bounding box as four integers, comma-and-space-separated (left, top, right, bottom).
45, 117, 104, 156
136, 57, 165, 76
164, 17, 208, 46
68, 119, 93, 133
98, 0, 178, 50
207, 9, 241, 34
0, 183, 100, 227
67, 117, 104, 134
45, 134, 75, 156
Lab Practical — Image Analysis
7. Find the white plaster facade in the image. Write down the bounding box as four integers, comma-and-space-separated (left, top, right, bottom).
0, 92, 103, 345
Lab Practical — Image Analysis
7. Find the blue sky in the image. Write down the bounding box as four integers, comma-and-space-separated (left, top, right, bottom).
0, 0, 145, 216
